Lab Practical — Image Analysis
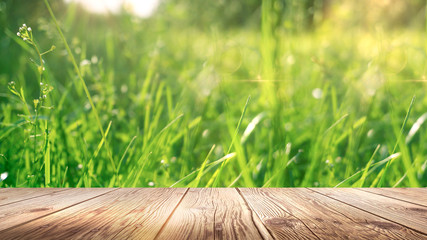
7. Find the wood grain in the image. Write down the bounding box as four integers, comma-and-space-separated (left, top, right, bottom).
303, 188, 426, 240
239, 188, 318, 239
0, 188, 187, 240
358, 188, 427, 207
113, 188, 187, 239
0, 188, 113, 232
1, 188, 426, 240
156, 188, 268, 240
242, 188, 414, 239
311, 188, 427, 235
0, 188, 68, 206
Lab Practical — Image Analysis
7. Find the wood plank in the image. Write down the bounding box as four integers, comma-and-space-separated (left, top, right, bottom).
359, 188, 427, 207
311, 188, 427, 235
0, 188, 187, 240
0, 188, 68, 206
0, 188, 114, 231
242, 188, 405, 239
300, 188, 425, 240
213, 188, 272, 240
111, 188, 187, 239
156, 188, 269, 240
1, 188, 426, 239
239, 188, 319, 240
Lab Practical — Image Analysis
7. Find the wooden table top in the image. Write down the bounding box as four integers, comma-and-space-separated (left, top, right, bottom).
0, 188, 426, 239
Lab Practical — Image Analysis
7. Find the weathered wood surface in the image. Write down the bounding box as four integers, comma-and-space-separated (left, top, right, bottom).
0, 188, 426, 239
310, 188, 427, 234
0, 188, 67, 206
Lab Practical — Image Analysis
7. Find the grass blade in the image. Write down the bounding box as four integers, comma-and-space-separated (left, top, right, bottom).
377, 95, 415, 187
43, 0, 116, 172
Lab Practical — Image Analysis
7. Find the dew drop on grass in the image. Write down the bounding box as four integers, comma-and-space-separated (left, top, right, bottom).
285, 142, 291, 155
0, 172, 8, 181
202, 129, 209, 138
367, 129, 374, 138
286, 55, 295, 65
312, 88, 323, 99
121, 85, 128, 93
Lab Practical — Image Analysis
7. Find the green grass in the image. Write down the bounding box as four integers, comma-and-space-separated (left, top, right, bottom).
0, 1, 427, 188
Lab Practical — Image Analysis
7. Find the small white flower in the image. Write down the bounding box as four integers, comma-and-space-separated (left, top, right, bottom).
27, 27, 31, 31
148, 182, 155, 187
23, 23, 26, 27
80, 59, 91, 67
91, 55, 98, 64
40, 82, 43, 86
43, 95, 47, 98
22, 37, 27, 41
17, 32, 20, 36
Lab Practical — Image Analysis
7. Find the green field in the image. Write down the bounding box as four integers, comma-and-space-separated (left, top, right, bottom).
1, 0, 426, 188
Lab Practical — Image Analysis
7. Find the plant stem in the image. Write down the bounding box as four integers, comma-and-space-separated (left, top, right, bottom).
43, 0, 117, 173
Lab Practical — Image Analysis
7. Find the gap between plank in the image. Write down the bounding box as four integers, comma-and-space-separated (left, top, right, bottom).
153, 188, 190, 240
304, 188, 419, 239
237, 188, 323, 240
355, 188, 427, 208
0, 189, 70, 207
0, 188, 119, 234
111, 188, 190, 239
260, 190, 321, 240
307, 188, 427, 237
235, 188, 273, 240
257, 190, 322, 240
212, 191, 218, 240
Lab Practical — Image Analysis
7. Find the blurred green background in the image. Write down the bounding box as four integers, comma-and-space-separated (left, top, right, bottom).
0, 0, 427, 187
